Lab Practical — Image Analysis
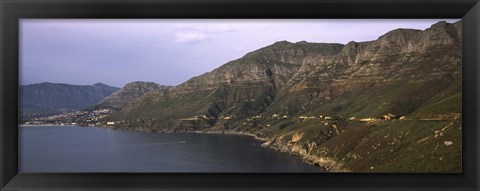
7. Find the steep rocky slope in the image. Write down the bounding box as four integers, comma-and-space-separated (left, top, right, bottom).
92, 81, 169, 110
106, 21, 461, 172
107, 42, 345, 131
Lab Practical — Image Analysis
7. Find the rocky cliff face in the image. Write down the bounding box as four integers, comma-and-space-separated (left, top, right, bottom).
20, 82, 119, 118
267, 20, 461, 118
107, 21, 461, 172
93, 81, 169, 110
107, 42, 344, 131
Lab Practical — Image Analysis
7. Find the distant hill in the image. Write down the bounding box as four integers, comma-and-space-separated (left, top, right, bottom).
104, 21, 462, 172
20, 82, 119, 118
92, 81, 170, 110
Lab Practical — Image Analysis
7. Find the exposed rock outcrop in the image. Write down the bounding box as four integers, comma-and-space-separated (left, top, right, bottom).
93, 81, 169, 110
106, 21, 462, 172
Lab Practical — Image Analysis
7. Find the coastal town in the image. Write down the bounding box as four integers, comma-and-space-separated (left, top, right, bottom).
22, 108, 460, 129
21, 109, 115, 127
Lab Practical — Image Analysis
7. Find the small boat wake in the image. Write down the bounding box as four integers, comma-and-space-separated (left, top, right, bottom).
125, 141, 186, 148
149, 140, 186, 146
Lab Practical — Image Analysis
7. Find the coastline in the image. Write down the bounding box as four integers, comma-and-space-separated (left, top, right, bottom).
194, 129, 347, 172
20, 124, 73, 127
21, 124, 345, 172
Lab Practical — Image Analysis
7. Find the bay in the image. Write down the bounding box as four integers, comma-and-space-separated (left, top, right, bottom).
19, 125, 323, 172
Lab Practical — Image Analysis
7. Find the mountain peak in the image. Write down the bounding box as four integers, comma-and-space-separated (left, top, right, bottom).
379, 28, 421, 40
123, 81, 163, 89
426, 20, 459, 33
103, 20, 461, 172
37, 82, 62, 86
20, 82, 119, 116
93, 83, 108, 86
94, 81, 169, 110
423, 20, 461, 46
431, 20, 448, 28
273, 40, 292, 45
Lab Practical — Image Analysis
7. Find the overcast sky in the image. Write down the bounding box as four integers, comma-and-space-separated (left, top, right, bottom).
20, 19, 460, 87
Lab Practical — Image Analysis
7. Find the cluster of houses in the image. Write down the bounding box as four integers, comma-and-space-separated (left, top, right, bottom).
357, 113, 406, 122
211, 112, 406, 123
294, 113, 406, 123
24, 109, 115, 126
166, 112, 408, 130
272, 114, 290, 119
179, 115, 210, 121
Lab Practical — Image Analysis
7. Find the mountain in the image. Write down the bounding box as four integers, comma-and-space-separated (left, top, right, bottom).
106, 41, 344, 130
92, 81, 170, 110
20, 82, 120, 118
106, 21, 461, 172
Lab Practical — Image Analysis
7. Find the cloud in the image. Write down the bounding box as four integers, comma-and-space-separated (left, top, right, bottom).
173, 23, 235, 44
176, 24, 234, 33
175, 31, 208, 44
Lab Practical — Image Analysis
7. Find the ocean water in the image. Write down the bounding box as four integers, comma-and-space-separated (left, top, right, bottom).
19, 125, 323, 172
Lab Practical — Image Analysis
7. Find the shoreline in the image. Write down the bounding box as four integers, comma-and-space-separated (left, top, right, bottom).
21, 124, 346, 172
193, 129, 346, 172
20, 124, 74, 127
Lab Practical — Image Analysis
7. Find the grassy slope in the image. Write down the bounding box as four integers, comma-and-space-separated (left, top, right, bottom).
244, 78, 462, 172
316, 120, 461, 172
105, 33, 462, 172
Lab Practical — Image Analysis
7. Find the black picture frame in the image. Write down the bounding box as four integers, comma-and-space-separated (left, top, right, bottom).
1, 0, 479, 190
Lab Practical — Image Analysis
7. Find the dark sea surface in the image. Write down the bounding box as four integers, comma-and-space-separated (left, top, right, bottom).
19, 125, 323, 172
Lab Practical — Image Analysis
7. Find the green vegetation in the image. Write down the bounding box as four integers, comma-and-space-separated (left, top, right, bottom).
103, 21, 462, 172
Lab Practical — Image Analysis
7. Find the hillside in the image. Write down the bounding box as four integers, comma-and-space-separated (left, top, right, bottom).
92, 81, 170, 110
20, 82, 119, 118
105, 21, 462, 172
